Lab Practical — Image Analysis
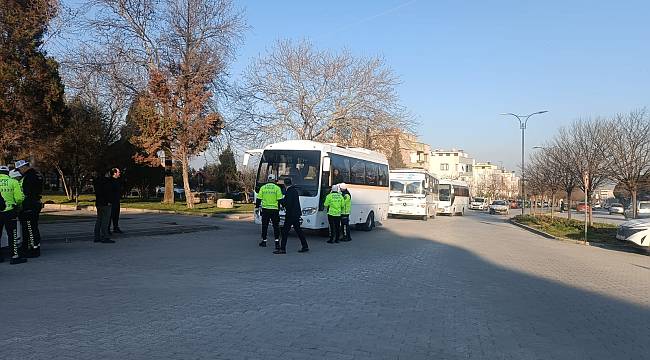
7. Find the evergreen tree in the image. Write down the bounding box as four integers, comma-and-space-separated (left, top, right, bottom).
0, 0, 66, 162
216, 146, 238, 193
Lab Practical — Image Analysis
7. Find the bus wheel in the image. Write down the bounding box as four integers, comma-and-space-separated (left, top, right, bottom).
421, 213, 428, 221
361, 212, 375, 231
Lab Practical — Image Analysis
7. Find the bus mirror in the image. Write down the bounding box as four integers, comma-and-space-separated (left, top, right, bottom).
322, 157, 331, 172
243, 153, 250, 166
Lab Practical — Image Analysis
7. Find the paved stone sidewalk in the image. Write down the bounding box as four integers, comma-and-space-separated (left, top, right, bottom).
0, 212, 648, 359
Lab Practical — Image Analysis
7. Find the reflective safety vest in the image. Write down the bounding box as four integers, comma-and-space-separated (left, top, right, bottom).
342, 192, 351, 215
0, 174, 25, 212
256, 183, 283, 209
324, 192, 344, 216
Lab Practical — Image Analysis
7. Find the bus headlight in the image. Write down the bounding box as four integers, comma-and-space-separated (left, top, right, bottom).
302, 207, 317, 216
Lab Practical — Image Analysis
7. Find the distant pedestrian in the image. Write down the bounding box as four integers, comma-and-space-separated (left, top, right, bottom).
339, 183, 352, 242
324, 184, 343, 244
256, 173, 284, 249
15, 160, 44, 258
560, 200, 564, 213
0, 165, 27, 264
94, 171, 114, 243
274, 178, 309, 254
108, 168, 123, 234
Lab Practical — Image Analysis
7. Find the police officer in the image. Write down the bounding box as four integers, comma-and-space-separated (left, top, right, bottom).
0, 165, 27, 264
324, 184, 343, 244
15, 160, 43, 258
339, 183, 352, 242
256, 174, 284, 249
274, 177, 309, 254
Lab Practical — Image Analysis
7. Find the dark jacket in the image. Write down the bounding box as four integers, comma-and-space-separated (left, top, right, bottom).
280, 185, 302, 221
109, 177, 122, 203
95, 176, 113, 207
0, 193, 5, 212
21, 168, 43, 210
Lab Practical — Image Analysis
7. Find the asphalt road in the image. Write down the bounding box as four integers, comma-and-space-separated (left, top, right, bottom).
1, 211, 648, 359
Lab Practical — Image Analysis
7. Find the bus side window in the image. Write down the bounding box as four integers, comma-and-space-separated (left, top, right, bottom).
331, 155, 350, 184
350, 159, 365, 185
366, 162, 378, 186
378, 165, 388, 187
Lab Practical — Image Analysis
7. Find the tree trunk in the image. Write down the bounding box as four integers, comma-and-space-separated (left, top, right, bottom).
163, 148, 174, 204
566, 190, 572, 220
181, 151, 194, 209
631, 188, 638, 219
550, 193, 555, 220
55, 165, 72, 200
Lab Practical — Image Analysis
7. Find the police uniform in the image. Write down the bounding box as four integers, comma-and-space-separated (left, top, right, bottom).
0, 166, 27, 264
324, 186, 344, 243
16, 161, 43, 257
256, 176, 284, 248
340, 184, 352, 242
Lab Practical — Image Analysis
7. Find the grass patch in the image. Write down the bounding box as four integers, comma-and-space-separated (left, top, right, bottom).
513, 214, 618, 243
42, 194, 254, 215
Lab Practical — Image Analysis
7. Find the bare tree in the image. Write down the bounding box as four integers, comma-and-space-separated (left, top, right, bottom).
238, 39, 413, 147
545, 142, 578, 220
554, 119, 609, 225
77, 0, 245, 208
602, 109, 650, 218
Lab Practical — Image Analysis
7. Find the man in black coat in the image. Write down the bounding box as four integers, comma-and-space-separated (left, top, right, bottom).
274, 177, 308, 254
108, 168, 123, 234
94, 171, 114, 243
15, 160, 44, 257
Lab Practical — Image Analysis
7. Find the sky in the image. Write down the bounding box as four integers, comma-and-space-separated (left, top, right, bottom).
226, 0, 650, 171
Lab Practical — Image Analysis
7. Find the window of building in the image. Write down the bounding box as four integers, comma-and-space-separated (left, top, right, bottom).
440, 163, 449, 171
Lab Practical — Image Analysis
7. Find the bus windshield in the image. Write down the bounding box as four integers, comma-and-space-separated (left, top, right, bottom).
439, 184, 452, 202
390, 181, 424, 195
257, 150, 321, 196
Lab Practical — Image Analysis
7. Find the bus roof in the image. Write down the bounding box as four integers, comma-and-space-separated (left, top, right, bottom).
390, 168, 431, 174
263, 140, 388, 164
438, 179, 469, 187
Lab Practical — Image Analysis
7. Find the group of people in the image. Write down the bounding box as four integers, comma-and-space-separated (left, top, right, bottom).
93, 168, 123, 243
0, 160, 44, 265
255, 174, 352, 254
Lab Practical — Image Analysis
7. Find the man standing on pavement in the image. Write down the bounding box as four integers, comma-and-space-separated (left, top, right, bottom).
108, 168, 123, 234
339, 183, 352, 242
94, 171, 114, 243
324, 184, 343, 244
274, 178, 309, 254
0, 165, 27, 264
15, 160, 44, 257
256, 174, 284, 249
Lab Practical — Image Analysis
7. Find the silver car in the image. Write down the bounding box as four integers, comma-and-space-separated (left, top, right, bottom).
489, 200, 510, 215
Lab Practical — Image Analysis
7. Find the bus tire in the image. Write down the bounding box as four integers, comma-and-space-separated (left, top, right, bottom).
361, 212, 375, 231
421, 214, 428, 221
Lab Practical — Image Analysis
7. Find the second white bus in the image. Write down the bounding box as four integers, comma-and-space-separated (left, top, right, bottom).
389, 169, 439, 220
245, 140, 389, 231
437, 180, 470, 216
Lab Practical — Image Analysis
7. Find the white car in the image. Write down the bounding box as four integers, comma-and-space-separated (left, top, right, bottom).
624, 201, 650, 219
489, 200, 510, 215
609, 203, 624, 215
617, 218, 650, 248
469, 197, 488, 210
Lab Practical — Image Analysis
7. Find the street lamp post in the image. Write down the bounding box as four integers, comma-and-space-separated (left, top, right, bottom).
501, 111, 548, 215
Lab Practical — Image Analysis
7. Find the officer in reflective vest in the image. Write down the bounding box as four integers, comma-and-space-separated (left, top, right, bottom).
256, 173, 284, 249
339, 183, 352, 242
0, 165, 27, 264
324, 184, 343, 243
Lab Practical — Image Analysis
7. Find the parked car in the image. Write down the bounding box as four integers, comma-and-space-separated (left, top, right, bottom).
469, 197, 488, 210
576, 202, 590, 213
592, 202, 601, 209
489, 200, 510, 215
624, 201, 650, 219
609, 203, 624, 215
617, 218, 650, 248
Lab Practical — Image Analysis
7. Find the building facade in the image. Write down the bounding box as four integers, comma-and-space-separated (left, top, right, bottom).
429, 149, 475, 184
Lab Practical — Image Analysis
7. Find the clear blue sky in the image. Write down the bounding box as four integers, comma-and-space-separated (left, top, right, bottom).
230, 0, 650, 171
